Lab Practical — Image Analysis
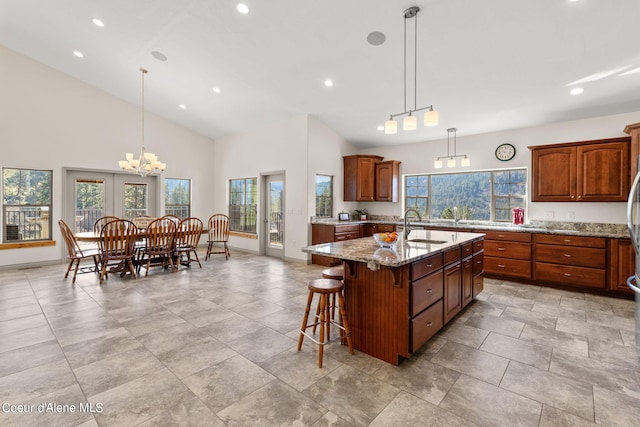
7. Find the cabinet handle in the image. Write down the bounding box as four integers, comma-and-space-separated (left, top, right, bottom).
498, 234, 505, 238
498, 264, 505, 268
498, 247, 505, 251
426, 321, 433, 327
563, 239, 572, 242
571, 195, 575, 199
426, 263, 433, 267
564, 254, 572, 258
426, 288, 433, 293
564, 273, 572, 277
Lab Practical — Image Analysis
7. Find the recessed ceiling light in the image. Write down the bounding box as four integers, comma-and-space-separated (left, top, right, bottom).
570, 87, 584, 95
237, 3, 249, 14
92, 18, 104, 27
73, 51, 84, 58
377, 125, 384, 131
179, 104, 187, 109
212, 87, 221, 94
151, 51, 167, 62
324, 79, 334, 87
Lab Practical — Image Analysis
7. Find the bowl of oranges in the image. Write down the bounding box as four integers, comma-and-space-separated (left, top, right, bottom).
373, 231, 399, 248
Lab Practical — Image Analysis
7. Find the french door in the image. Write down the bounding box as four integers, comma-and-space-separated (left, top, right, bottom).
64, 170, 158, 233
262, 173, 284, 258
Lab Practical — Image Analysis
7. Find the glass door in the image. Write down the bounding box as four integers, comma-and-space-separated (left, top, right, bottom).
263, 173, 284, 258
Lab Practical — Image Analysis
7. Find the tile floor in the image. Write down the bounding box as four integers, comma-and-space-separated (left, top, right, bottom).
1, 250, 640, 426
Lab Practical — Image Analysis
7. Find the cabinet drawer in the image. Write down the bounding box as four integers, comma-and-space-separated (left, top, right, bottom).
334, 231, 360, 241
411, 254, 443, 281
484, 256, 532, 279
334, 224, 360, 234
462, 242, 474, 258
484, 241, 531, 260
377, 224, 395, 232
411, 270, 444, 316
485, 231, 532, 242
535, 244, 606, 268
473, 239, 484, 253
535, 234, 606, 248
473, 275, 484, 298
444, 247, 461, 265
535, 263, 606, 289
473, 252, 484, 276
411, 299, 444, 353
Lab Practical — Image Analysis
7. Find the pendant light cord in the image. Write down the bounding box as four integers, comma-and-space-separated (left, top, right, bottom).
140, 68, 147, 152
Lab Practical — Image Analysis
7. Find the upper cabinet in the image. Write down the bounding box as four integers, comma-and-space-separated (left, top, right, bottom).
375, 160, 401, 202
343, 156, 401, 202
530, 137, 630, 202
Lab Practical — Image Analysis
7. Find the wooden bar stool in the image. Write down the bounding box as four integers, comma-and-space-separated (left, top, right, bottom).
298, 278, 353, 368
315, 265, 344, 329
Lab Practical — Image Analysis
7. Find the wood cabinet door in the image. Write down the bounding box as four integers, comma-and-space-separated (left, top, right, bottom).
375, 161, 400, 202
356, 157, 377, 201
577, 142, 629, 201
531, 146, 577, 201
608, 239, 634, 294
444, 262, 462, 323
462, 256, 473, 308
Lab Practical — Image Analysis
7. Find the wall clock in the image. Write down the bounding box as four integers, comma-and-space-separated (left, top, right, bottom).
495, 143, 516, 161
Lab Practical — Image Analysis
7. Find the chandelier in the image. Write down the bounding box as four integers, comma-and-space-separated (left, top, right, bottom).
384, 6, 439, 134
118, 68, 166, 176
434, 128, 470, 168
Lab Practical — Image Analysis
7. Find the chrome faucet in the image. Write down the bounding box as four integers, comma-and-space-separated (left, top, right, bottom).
403, 208, 422, 239
453, 206, 459, 224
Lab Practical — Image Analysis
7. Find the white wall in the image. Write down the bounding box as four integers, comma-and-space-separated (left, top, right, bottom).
360, 111, 640, 224
0, 46, 215, 268
212, 115, 310, 261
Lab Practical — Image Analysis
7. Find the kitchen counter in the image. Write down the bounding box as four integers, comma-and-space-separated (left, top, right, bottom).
302, 229, 485, 269
310, 217, 630, 239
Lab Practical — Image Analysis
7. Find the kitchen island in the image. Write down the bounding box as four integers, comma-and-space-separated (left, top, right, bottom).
302, 230, 485, 365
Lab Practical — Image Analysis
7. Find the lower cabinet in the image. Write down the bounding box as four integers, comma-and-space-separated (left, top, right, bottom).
462, 255, 474, 308
483, 231, 532, 280
311, 223, 360, 266
411, 300, 444, 351
608, 238, 634, 294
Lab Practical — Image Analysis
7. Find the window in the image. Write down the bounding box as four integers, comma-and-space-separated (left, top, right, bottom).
404, 168, 526, 222
229, 177, 257, 233
315, 175, 333, 217
75, 179, 105, 232
123, 183, 147, 219
2, 168, 52, 242
165, 178, 191, 218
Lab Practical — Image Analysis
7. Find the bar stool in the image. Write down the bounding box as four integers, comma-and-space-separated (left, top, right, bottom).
316, 265, 344, 328
298, 278, 353, 368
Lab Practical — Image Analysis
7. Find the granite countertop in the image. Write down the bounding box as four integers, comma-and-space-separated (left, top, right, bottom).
310, 217, 630, 239
301, 230, 485, 269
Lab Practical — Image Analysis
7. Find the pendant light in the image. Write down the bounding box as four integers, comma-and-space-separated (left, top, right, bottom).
434, 128, 470, 168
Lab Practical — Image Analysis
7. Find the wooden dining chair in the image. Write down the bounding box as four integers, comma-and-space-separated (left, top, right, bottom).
141, 217, 177, 275
174, 217, 203, 268
58, 219, 100, 284
98, 219, 138, 284
93, 216, 119, 233
205, 214, 230, 260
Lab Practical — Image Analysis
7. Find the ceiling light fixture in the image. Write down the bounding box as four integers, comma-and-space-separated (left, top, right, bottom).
324, 79, 334, 87
73, 50, 84, 58
570, 87, 584, 95
434, 128, 470, 168
212, 87, 221, 93
92, 18, 104, 27
119, 68, 166, 176
237, 3, 249, 14
384, 6, 439, 135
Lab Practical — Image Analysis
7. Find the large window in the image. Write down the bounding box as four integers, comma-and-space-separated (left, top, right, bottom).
123, 183, 147, 219
165, 178, 191, 218
404, 168, 526, 222
315, 175, 333, 217
229, 177, 257, 233
2, 168, 52, 242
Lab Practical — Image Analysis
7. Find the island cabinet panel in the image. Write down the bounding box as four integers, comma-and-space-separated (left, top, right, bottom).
608, 238, 634, 294
411, 270, 444, 316
443, 262, 462, 323
533, 233, 607, 290
411, 300, 444, 352
462, 256, 474, 308
343, 155, 383, 201
343, 262, 411, 365
411, 253, 443, 280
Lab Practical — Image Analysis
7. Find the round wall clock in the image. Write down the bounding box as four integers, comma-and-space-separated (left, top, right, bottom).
495, 143, 516, 161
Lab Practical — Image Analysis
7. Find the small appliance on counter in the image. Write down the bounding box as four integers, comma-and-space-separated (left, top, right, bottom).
512, 208, 525, 225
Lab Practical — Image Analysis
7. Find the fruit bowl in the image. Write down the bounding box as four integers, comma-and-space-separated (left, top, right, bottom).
373, 232, 399, 248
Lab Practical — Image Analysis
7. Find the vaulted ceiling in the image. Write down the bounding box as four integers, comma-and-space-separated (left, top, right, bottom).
1, 0, 638, 147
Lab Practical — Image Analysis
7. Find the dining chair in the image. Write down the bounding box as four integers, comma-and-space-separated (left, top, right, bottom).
161, 214, 181, 224
58, 219, 100, 284
93, 216, 120, 233
141, 217, 177, 275
205, 214, 230, 260
174, 217, 203, 268
98, 219, 138, 284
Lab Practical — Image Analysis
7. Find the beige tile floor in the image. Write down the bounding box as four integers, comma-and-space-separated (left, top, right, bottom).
1, 250, 640, 426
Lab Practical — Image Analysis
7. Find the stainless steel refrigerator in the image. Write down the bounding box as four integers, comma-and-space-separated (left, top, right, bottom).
626, 164, 640, 356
